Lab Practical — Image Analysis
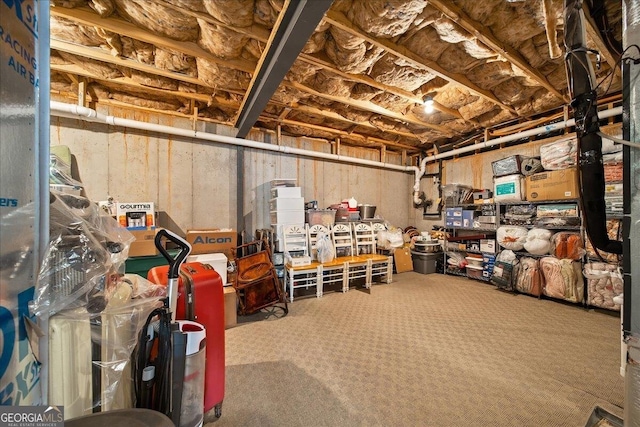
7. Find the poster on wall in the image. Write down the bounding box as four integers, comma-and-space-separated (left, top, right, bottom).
0, 0, 43, 406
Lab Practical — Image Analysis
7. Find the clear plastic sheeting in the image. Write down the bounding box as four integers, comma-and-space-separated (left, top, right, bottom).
48, 276, 163, 419
31, 191, 135, 317
539, 137, 577, 170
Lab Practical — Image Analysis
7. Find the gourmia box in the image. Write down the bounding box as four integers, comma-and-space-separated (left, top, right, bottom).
116, 202, 155, 229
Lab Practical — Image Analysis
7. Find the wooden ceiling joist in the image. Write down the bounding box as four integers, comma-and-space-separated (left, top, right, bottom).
265, 116, 418, 151
292, 104, 421, 142
50, 63, 232, 105
51, 39, 206, 87
428, 0, 568, 103
284, 81, 455, 137
323, 10, 518, 115
582, 2, 620, 76
50, 6, 256, 73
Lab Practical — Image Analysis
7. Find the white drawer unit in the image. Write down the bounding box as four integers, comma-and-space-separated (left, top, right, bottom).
270, 186, 301, 198
270, 210, 305, 225
269, 197, 304, 211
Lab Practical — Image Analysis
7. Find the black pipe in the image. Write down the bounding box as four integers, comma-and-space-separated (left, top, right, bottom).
564, 0, 623, 255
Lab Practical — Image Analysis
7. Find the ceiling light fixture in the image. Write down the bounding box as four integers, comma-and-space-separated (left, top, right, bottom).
423, 95, 434, 114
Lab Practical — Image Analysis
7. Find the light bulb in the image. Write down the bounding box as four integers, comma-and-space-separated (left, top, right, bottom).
423, 96, 434, 114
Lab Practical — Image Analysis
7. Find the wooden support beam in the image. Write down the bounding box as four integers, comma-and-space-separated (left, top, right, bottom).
428, 0, 568, 103
272, 117, 418, 152
297, 53, 474, 124
292, 104, 420, 142
582, 2, 621, 76
52, 39, 207, 88
402, 150, 407, 166
156, 0, 271, 42
277, 124, 282, 145
323, 10, 518, 115
51, 63, 224, 104
78, 78, 87, 107
381, 145, 386, 163
50, 6, 256, 73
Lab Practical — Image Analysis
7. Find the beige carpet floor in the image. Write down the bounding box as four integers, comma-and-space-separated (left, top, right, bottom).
207, 272, 624, 427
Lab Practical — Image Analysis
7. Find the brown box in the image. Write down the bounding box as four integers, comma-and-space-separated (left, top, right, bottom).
394, 246, 413, 273
128, 228, 159, 257
525, 168, 580, 201
224, 286, 237, 329
185, 229, 237, 258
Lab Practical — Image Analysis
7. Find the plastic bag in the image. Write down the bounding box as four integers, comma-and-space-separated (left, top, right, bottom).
523, 228, 552, 255
497, 226, 528, 250
47, 281, 162, 416
31, 191, 135, 317
316, 231, 335, 263
551, 232, 585, 260
540, 137, 577, 170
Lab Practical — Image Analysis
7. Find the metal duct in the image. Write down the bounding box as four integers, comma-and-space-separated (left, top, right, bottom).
623, 0, 640, 424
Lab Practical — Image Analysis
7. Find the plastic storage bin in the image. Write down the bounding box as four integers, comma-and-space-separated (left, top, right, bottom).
411, 251, 441, 274
306, 209, 336, 226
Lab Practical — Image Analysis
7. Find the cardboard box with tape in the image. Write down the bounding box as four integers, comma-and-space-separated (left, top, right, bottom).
525, 168, 579, 201
186, 229, 237, 258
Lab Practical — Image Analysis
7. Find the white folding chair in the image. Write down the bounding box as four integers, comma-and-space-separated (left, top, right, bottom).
282, 224, 321, 302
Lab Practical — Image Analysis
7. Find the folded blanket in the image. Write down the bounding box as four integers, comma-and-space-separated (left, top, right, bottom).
540, 257, 583, 303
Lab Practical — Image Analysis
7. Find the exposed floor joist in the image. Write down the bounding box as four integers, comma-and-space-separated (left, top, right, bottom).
323, 10, 518, 115
285, 81, 456, 137
427, 0, 568, 103
50, 6, 256, 73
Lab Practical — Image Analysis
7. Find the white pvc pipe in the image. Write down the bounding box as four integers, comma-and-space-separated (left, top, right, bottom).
50, 101, 415, 173
50, 101, 622, 207
411, 106, 623, 204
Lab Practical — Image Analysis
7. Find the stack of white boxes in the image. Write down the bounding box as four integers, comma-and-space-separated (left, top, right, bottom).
270, 179, 304, 253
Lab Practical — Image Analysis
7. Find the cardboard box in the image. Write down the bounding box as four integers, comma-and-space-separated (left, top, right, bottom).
494, 174, 524, 202
186, 229, 237, 258
480, 239, 496, 254
223, 286, 237, 329
128, 228, 159, 257
394, 247, 413, 273
116, 202, 155, 229
526, 168, 579, 201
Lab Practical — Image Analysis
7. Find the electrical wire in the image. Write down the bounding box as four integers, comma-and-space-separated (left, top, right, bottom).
596, 131, 640, 149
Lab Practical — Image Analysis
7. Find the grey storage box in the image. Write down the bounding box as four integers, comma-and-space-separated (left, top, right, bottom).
411, 251, 442, 274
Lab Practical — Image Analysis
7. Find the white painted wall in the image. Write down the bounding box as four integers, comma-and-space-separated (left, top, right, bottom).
50, 105, 414, 237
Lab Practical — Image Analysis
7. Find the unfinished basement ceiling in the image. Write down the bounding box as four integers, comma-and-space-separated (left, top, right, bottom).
48, 0, 623, 155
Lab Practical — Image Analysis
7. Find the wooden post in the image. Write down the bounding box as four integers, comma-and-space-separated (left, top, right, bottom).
77, 79, 86, 107
402, 150, 407, 166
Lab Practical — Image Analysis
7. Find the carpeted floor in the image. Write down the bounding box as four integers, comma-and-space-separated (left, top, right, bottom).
206, 272, 624, 427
